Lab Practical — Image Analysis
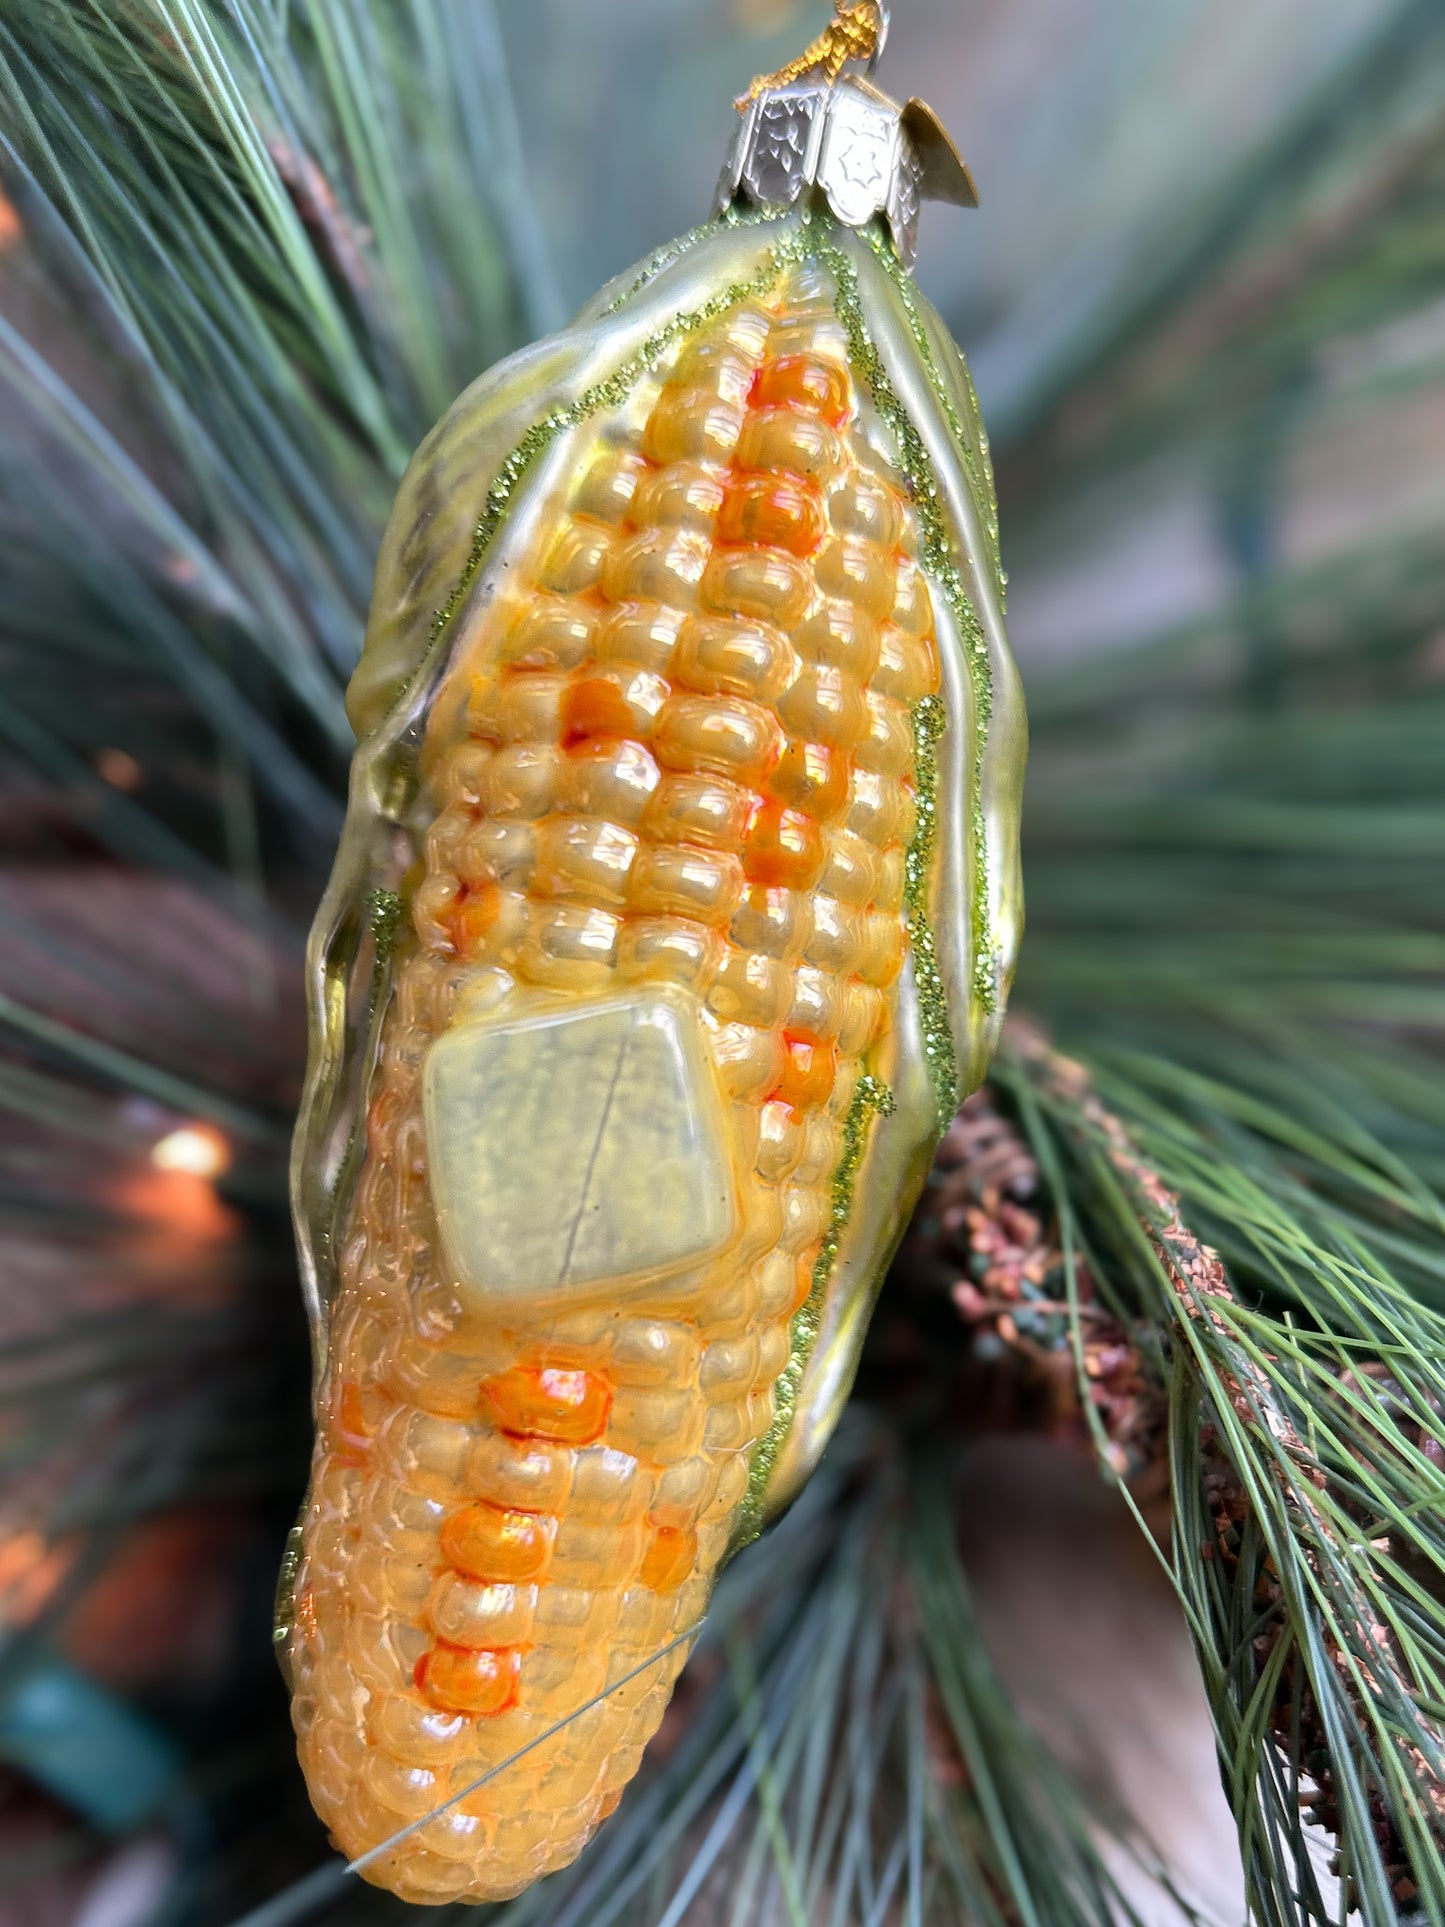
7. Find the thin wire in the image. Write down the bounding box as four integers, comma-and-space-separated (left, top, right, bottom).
226, 1620, 706, 1927
350, 1619, 704, 1870
866, 4, 891, 77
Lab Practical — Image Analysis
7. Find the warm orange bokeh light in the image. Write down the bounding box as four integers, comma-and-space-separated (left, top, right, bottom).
150, 1123, 231, 1178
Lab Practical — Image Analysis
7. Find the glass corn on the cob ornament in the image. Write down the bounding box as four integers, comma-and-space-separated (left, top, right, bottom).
280, 5, 1026, 1903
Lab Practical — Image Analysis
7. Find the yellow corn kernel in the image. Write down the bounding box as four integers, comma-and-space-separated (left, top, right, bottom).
651, 692, 782, 784
601, 526, 710, 608
827, 469, 904, 548
776, 660, 869, 749
670, 615, 797, 703
700, 547, 813, 627
617, 914, 722, 990
501, 603, 597, 673
574, 452, 644, 525
641, 771, 753, 851
628, 462, 724, 534
627, 842, 744, 923
795, 598, 882, 678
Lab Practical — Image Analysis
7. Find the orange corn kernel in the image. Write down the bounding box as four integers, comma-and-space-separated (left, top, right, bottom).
416, 1642, 521, 1717
448, 881, 501, 957
770, 1034, 838, 1114
560, 677, 639, 749
743, 797, 824, 891
479, 1366, 613, 1446
717, 474, 824, 557
788, 1255, 816, 1316
638, 1522, 697, 1593
770, 739, 848, 821
440, 1502, 553, 1585
332, 1379, 370, 1467
754, 354, 851, 428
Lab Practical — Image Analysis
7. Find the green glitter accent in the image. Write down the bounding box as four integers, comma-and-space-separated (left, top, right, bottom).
604, 202, 795, 313
864, 225, 1004, 609
798, 221, 998, 1030
366, 886, 403, 963
602, 220, 717, 313
425, 250, 795, 664
903, 694, 959, 1120
720, 201, 798, 232
734, 1072, 895, 1547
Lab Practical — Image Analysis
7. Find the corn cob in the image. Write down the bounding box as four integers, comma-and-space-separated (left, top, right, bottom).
283, 272, 941, 1902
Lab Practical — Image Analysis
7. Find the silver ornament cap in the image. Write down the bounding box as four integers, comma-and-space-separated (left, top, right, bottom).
716, 72, 978, 271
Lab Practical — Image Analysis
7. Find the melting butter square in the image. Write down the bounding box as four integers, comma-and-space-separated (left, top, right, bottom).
423, 991, 737, 1304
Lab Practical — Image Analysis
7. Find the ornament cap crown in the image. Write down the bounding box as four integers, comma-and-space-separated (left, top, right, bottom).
716, 70, 977, 270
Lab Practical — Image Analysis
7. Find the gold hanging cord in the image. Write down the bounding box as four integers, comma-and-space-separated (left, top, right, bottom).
736, 1, 888, 110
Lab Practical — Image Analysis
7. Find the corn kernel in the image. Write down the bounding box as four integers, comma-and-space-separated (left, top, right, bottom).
670, 615, 796, 702
642, 388, 743, 465
479, 1367, 613, 1447
769, 1034, 837, 1115
638, 1524, 696, 1593
735, 404, 843, 481
891, 552, 933, 634
417, 1643, 520, 1717
593, 605, 683, 671
770, 738, 849, 820
794, 598, 881, 678
530, 816, 638, 906
827, 470, 903, 548
742, 796, 825, 892
642, 772, 753, 849
628, 843, 744, 923
574, 453, 643, 525
652, 692, 782, 783
560, 738, 660, 824
518, 902, 620, 987
755, 352, 850, 425
853, 691, 915, 778
501, 603, 597, 672
729, 883, 804, 961
477, 746, 559, 819
700, 547, 812, 627
874, 623, 939, 704
617, 914, 721, 990
629, 463, 724, 533
540, 524, 611, 597
801, 895, 864, 974
428, 1572, 536, 1648
815, 829, 877, 905
440, 1503, 553, 1585
706, 946, 787, 1027
717, 472, 825, 557
776, 662, 868, 750
816, 535, 898, 622
602, 527, 709, 608
486, 673, 565, 746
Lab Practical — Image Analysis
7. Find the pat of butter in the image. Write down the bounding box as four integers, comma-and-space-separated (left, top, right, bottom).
423, 989, 737, 1307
